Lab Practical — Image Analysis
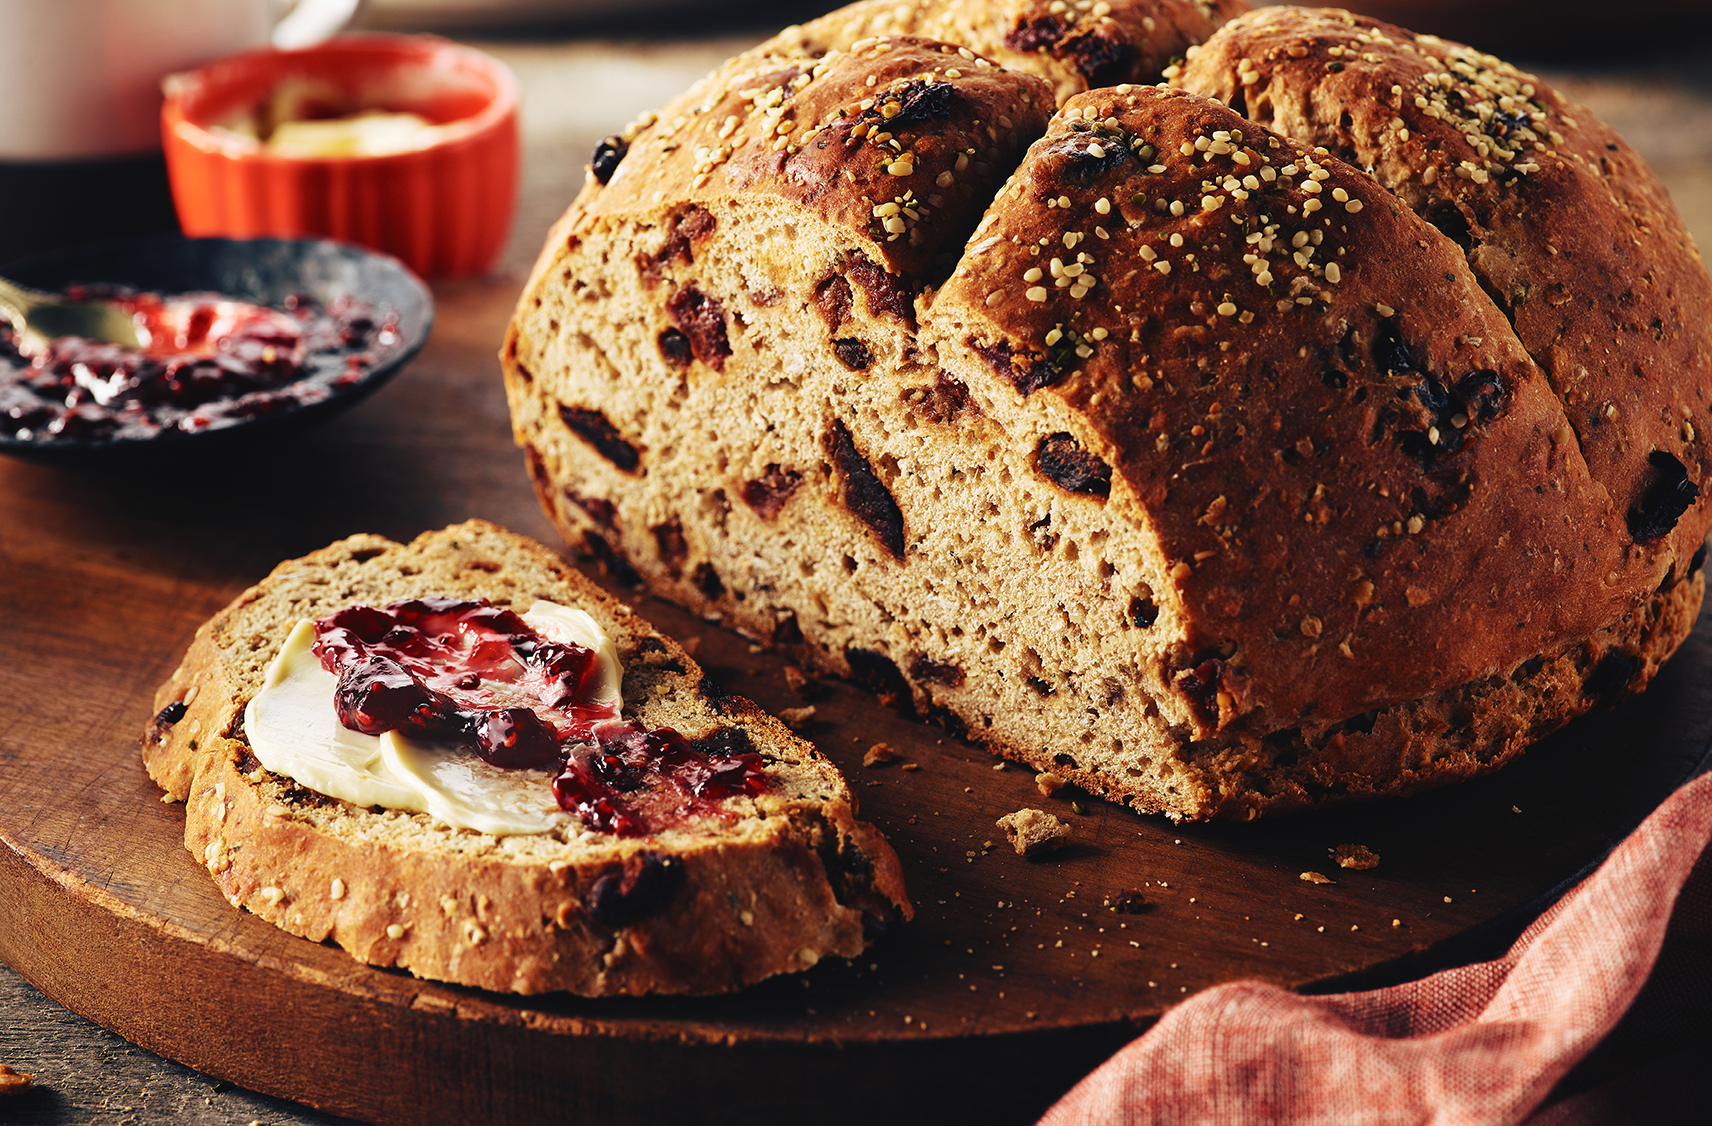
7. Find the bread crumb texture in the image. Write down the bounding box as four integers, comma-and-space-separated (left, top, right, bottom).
503, 0, 1712, 821
141, 520, 911, 996
997, 807, 1071, 855
1333, 843, 1380, 870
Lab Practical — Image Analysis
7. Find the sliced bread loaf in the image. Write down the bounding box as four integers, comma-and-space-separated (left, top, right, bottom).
501, 4, 1711, 820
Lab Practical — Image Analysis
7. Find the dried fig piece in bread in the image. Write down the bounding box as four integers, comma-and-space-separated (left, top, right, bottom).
143, 521, 910, 996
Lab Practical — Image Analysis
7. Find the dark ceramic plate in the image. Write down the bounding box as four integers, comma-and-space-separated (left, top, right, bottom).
0, 235, 433, 462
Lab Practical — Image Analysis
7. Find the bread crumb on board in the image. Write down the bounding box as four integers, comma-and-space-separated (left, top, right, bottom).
778, 705, 816, 730
0, 1063, 34, 1094
1333, 844, 1380, 870
997, 809, 1070, 857
864, 742, 899, 767
783, 665, 823, 698
1300, 871, 1336, 885
1035, 771, 1066, 797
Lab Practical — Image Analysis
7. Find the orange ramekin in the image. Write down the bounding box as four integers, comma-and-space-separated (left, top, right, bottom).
162, 35, 518, 278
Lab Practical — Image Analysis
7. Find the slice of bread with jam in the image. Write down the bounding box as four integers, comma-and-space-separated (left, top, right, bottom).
143, 520, 910, 996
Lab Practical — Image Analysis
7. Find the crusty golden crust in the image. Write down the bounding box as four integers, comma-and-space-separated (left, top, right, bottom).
1050, 571, 1704, 820
1171, 5, 1712, 609
501, 2, 1712, 821
777, 0, 1251, 104
142, 521, 910, 996
573, 36, 1056, 287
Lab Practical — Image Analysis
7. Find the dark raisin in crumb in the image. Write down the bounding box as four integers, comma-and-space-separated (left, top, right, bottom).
834, 338, 873, 370
588, 853, 685, 927
1005, 14, 1070, 52
910, 654, 965, 688
1583, 651, 1642, 702
590, 136, 628, 184
741, 463, 803, 520
666, 285, 731, 371
1373, 320, 1418, 377
1173, 659, 1226, 723
975, 339, 1065, 395
658, 328, 693, 368
815, 274, 853, 330
651, 206, 715, 272
559, 404, 642, 472
651, 517, 688, 579
692, 561, 724, 601
1129, 596, 1158, 628
582, 530, 641, 586
564, 489, 618, 531
699, 672, 739, 713
846, 647, 914, 713
156, 701, 188, 725
857, 79, 957, 128
689, 727, 755, 759
524, 443, 551, 494
825, 419, 906, 560
911, 371, 974, 424
1059, 31, 1135, 86
1628, 450, 1700, 543
1035, 432, 1112, 497
772, 612, 804, 648
845, 253, 914, 326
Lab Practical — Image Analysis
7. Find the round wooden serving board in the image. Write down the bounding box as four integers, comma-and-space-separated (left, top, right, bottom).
4, 276, 1712, 1126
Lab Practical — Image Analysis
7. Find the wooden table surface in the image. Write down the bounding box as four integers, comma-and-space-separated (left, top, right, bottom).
5, 19, 1712, 1126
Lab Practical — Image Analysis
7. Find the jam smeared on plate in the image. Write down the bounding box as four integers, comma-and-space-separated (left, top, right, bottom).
1, 287, 398, 443
312, 597, 767, 835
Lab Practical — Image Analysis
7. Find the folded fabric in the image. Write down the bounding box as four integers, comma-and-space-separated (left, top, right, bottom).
1039, 769, 1712, 1126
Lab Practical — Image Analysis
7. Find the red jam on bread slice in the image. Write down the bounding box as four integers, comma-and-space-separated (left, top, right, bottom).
246, 596, 768, 837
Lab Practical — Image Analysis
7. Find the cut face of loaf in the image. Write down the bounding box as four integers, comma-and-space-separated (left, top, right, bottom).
504, 6, 1712, 820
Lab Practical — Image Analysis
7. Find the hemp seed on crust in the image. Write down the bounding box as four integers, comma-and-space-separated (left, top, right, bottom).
775, 0, 1250, 105
143, 521, 910, 996
1171, 5, 1712, 606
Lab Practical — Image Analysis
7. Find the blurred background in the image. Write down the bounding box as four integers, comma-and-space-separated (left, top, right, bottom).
2, 0, 1710, 270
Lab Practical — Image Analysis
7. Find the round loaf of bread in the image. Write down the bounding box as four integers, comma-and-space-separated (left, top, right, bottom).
502, 2, 1712, 820
143, 521, 911, 995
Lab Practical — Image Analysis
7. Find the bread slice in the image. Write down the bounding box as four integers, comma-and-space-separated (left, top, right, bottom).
501, 2, 1712, 822
142, 520, 910, 996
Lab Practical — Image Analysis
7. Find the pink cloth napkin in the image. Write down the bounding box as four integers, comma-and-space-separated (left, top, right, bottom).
1039, 768, 1712, 1126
